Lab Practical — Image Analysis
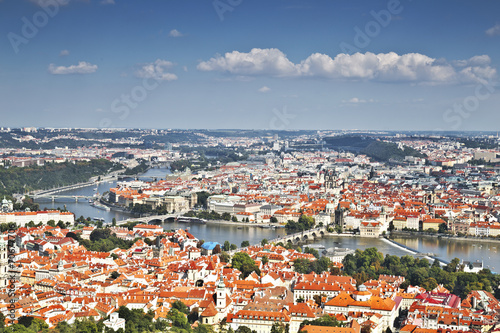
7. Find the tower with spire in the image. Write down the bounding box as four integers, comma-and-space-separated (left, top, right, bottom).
216, 276, 226, 309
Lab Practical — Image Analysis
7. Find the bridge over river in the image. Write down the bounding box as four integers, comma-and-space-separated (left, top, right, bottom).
115, 213, 181, 226
226, 225, 330, 255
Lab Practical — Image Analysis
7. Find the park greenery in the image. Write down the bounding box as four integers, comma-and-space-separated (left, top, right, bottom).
361, 141, 426, 162
342, 248, 500, 298
293, 257, 332, 274
170, 147, 249, 172
122, 159, 149, 175
300, 314, 345, 329
184, 210, 234, 221
0, 159, 121, 196
231, 252, 261, 278
67, 227, 140, 252
285, 215, 315, 231
323, 135, 426, 162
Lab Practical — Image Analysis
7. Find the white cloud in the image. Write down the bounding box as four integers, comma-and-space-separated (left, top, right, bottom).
169, 29, 184, 37
198, 48, 298, 77
59, 49, 69, 56
29, 0, 70, 5
198, 48, 496, 84
100, 0, 115, 4
48, 61, 97, 74
135, 59, 178, 81
486, 23, 500, 36
342, 97, 375, 104
258, 86, 271, 93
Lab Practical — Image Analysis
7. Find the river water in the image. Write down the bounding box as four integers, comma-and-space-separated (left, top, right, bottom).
34, 168, 500, 270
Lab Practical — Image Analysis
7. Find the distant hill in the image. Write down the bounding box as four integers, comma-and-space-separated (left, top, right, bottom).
361, 141, 426, 162
323, 135, 375, 152
323, 135, 426, 162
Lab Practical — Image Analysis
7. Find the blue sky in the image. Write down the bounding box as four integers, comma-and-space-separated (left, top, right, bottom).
1, 0, 499, 131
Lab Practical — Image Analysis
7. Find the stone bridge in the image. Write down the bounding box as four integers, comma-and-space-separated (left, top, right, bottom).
269, 226, 328, 244
115, 213, 182, 226
227, 225, 329, 255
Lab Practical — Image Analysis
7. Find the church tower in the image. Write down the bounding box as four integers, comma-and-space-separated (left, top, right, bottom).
216, 276, 226, 309
324, 170, 337, 190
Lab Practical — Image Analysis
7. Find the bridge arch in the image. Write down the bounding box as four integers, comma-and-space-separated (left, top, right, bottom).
148, 219, 163, 225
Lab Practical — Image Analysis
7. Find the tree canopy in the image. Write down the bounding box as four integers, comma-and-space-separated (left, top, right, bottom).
342, 247, 500, 298
232, 252, 260, 278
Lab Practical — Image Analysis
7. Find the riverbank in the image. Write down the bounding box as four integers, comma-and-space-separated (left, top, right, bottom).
391, 231, 500, 244
184, 219, 279, 228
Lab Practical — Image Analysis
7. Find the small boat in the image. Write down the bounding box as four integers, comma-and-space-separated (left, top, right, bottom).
176, 217, 207, 224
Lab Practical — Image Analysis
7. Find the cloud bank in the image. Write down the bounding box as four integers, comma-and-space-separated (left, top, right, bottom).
198, 48, 496, 84
48, 61, 97, 74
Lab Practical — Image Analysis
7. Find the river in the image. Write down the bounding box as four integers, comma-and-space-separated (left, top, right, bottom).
34, 167, 500, 269
34, 168, 170, 223
391, 236, 500, 272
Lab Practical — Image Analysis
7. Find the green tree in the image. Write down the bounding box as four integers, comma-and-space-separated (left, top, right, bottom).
220, 252, 231, 263
230, 243, 237, 251
241, 240, 250, 248
196, 191, 210, 208
56, 321, 72, 333
261, 238, 268, 246
271, 322, 287, 333
194, 324, 215, 333
236, 326, 255, 333
213, 244, 222, 255
232, 252, 260, 278
444, 258, 460, 272
421, 277, 438, 291
89, 228, 112, 242
171, 300, 189, 315
300, 315, 344, 328
167, 308, 190, 330
438, 223, 448, 233
262, 255, 269, 265
223, 240, 231, 252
